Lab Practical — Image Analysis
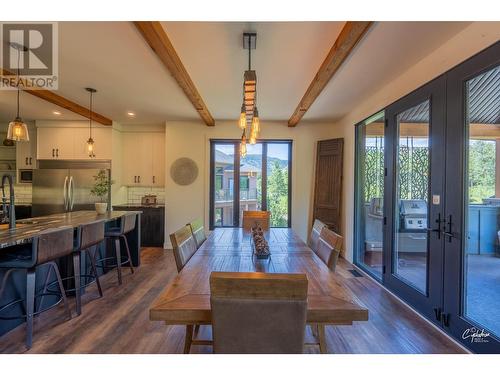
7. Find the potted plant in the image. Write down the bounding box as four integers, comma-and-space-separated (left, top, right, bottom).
90, 169, 113, 214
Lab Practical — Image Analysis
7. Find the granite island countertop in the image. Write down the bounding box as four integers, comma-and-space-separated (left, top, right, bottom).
0, 210, 142, 249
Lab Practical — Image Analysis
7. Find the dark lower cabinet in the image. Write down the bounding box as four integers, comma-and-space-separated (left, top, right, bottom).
113, 205, 165, 247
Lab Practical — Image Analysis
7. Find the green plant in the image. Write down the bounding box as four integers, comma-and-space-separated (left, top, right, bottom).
90, 170, 113, 203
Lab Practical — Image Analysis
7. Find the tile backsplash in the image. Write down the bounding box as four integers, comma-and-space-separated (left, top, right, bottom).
127, 186, 165, 205
13, 184, 32, 204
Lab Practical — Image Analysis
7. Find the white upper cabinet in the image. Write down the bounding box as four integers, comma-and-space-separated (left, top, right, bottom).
37, 126, 112, 160
122, 131, 165, 187
16, 123, 37, 169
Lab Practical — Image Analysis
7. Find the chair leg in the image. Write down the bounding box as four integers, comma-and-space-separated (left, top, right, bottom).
318, 324, 327, 354
25, 269, 36, 349
37, 264, 54, 313
88, 247, 103, 297
114, 238, 122, 285
73, 252, 81, 316
311, 324, 319, 338
194, 324, 200, 336
184, 325, 194, 354
51, 262, 72, 321
121, 235, 134, 274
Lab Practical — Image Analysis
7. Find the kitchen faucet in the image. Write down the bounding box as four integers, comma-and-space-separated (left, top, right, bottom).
1, 174, 16, 229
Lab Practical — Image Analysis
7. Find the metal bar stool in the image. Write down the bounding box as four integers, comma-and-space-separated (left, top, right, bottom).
0, 226, 75, 349
72, 220, 105, 315
97, 214, 136, 285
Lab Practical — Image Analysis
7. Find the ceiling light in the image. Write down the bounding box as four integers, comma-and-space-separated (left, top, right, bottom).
53, 110, 62, 115
85, 87, 97, 158
7, 42, 29, 143
126, 111, 136, 117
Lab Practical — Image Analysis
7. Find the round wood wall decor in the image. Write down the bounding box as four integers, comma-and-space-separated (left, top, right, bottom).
170, 157, 199, 186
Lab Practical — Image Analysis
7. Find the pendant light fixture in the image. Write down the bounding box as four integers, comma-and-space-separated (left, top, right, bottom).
238, 33, 261, 156
85, 87, 97, 158
7, 42, 29, 143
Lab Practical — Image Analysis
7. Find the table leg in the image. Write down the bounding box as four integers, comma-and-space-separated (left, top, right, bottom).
184, 325, 193, 354
318, 324, 327, 354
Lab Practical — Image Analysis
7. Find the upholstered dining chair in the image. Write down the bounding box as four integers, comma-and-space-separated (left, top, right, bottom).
187, 218, 207, 249
316, 227, 342, 272
170, 225, 209, 352
210, 271, 308, 354
242, 211, 271, 230
308, 219, 326, 253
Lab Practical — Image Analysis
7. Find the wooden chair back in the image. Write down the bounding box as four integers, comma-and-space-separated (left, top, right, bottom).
308, 219, 326, 253
188, 218, 206, 249
170, 226, 198, 272
78, 220, 105, 250
35, 227, 75, 265
242, 211, 270, 230
210, 272, 308, 354
316, 227, 342, 272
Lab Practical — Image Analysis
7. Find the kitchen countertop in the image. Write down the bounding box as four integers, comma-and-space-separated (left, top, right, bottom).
113, 203, 165, 208
0, 210, 141, 249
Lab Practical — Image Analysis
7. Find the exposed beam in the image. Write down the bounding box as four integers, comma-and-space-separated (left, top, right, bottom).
288, 21, 373, 127
1, 68, 112, 126
133, 21, 215, 126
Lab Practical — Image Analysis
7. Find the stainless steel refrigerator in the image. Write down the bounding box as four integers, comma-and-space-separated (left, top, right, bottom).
32, 160, 111, 217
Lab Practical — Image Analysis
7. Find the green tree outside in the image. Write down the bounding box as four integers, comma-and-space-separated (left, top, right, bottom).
267, 160, 288, 227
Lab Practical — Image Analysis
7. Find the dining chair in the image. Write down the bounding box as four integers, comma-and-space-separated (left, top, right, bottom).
170, 225, 210, 352
187, 218, 206, 249
308, 219, 326, 253
242, 210, 270, 230
210, 271, 308, 354
308, 226, 342, 353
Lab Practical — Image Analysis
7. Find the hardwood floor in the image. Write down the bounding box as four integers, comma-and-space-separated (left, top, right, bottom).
0, 247, 466, 354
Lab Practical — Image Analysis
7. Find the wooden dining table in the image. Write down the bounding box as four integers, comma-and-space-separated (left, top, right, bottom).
150, 227, 369, 353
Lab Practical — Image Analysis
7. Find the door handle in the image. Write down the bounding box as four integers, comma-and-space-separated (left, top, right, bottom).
138, 175, 141, 183
29, 157, 32, 165
134, 176, 137, 183
63, 176, 69, 210
25, 157, 29, 165
52, 149, 55, 158
69, 176, 74, 210
56, 148, 59, 157
443, 215, 460, 243
426, 213, 445, 239
153, 175, 155, 184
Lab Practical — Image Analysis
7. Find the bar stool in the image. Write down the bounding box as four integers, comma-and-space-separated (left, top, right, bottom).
72, 220, 105, 315
0, 227, 75, 348
98, 214, 136, 285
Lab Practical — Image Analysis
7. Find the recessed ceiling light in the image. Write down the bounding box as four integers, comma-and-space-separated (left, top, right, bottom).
53, 110, 61, 115
126, 111, 136, 117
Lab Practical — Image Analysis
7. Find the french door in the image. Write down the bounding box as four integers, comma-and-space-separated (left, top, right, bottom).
384, 77, 446, 321
381, 42, 500, 353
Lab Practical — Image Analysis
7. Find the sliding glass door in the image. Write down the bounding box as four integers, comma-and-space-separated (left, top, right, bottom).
209, 140, 292, 229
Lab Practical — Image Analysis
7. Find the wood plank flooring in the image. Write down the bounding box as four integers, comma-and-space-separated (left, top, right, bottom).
0, 247, 466, 354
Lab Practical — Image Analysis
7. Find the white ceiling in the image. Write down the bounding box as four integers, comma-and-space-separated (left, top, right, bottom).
0, 21, 473, 125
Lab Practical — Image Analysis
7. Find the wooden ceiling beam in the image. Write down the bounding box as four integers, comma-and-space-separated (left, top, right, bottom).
133, 21, 215, 126
1, 68, 112, 126
288, 21, 373, 127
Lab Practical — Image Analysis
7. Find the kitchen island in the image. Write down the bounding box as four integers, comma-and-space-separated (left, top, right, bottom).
0, 210, 142, 337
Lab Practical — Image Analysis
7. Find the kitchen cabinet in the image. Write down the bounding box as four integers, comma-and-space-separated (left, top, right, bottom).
112, 205, 165, 247
16, 123, 37, 169
122, 132, 164, 187
37, 127, 112, 160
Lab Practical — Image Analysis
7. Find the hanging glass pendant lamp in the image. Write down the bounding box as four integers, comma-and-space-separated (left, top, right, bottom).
7, 43, 29, 142
85, 87, 97, 158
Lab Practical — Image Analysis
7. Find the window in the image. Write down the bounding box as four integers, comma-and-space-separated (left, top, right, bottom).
210, 140, 292, 229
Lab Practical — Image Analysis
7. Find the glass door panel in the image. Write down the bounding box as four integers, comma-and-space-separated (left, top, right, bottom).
213, 143, 236, 227
239, 143, 263, 224
463, 65, 500, 338
394, 100, 430, 293
354, 112, 385, 279
267, 143, 291, 227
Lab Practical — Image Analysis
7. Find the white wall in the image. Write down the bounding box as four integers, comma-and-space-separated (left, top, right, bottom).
164, 119, 335, 247
330, 22, 500, 262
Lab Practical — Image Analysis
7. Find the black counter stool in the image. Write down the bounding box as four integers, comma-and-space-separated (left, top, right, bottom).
72, 220, 105, 315
98, 213, 136, 285
0, 227, 74, 348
